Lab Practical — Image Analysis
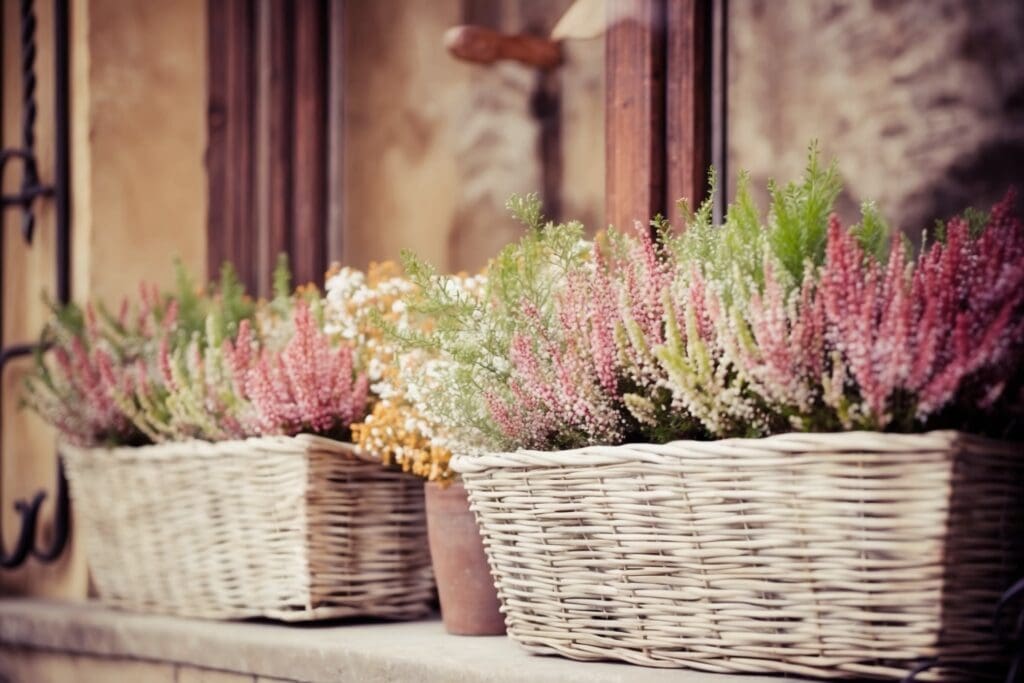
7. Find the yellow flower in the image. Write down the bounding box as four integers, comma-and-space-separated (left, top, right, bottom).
352, 400, 453, 482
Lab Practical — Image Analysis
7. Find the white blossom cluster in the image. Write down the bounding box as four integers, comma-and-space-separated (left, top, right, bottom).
397, 272, 493, 454
323, 264, 416, 389
322, 264, 491, 454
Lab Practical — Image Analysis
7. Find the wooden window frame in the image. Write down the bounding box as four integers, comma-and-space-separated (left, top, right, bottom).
207, 0, 717, 288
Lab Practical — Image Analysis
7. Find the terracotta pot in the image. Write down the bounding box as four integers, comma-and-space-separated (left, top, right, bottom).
425, 480, 506, 635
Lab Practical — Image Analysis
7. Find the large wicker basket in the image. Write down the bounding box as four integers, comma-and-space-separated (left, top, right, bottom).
451, 431, 1024, 680
62, 434, 435, 620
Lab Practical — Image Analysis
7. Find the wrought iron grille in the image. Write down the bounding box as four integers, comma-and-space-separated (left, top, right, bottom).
0, 0, 70, 569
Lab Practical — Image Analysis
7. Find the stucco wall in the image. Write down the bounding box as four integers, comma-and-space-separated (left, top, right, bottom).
72, 0, 207, 301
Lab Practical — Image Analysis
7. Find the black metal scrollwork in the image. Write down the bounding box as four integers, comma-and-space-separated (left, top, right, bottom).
896, 577, 1024, 682
0, 0, 71, 570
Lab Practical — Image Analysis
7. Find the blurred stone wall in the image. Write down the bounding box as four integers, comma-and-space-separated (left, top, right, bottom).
729, 0, 1024, 236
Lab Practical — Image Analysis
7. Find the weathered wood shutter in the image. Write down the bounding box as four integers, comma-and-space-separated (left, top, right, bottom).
206, 0, 333, 293
606, 0, 712, 232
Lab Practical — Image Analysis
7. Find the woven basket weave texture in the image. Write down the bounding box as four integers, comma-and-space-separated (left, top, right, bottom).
63, 434, 435, 621
452, 431, 1024, 681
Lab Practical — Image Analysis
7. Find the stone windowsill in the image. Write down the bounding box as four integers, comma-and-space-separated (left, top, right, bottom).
0, 598, 811, 682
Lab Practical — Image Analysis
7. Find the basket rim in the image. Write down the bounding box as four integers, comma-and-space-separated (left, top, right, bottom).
450, 429, 1021, 474
60, 433, 383, 465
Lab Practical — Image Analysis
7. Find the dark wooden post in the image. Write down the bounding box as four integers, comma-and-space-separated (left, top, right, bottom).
666, 0, 710, 215
207, 0, 330, 294
605, 0, 711, 232
254, 0, 293, 295
207, 0, 257, 287
291, 0, 328, 287
606, 0, 666, 233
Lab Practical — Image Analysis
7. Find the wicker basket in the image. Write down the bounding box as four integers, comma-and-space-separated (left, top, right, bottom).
62, 434, 435, 621
451, 431, 1024, 680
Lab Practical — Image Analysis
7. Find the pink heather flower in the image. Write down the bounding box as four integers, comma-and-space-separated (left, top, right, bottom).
222, 318, 253, 399
908, 196, 1024, 417
484, 390, 517, 439
29, 288, 176, 447
85, 303, 99, 337
672, 190, 1024, 437
819, 194, 1024, 429
619, 225, 675, 376
30, 277, 256, 446
821, 218, 891, 421
245, 357, 284, 434
78, 347, 130, 441
732, 264, 827, 418
158, 338, 176, 389
242, 302, 369, 438
592, 315, 619, 398
137, 283, 160, 335
629, 222, 675, 338
162, 299, 179, 332
487, 273, 628, 449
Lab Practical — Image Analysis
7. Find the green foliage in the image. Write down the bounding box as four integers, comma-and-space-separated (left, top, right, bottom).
766, 144, 842, 284
931, 206, 990, 245
397, 193, 592, 451
215, 262, 251, 341
398, 251, 504, 449
172, 258, 204, 340
668, 143, 884, 301
264, 252, 306, 327
273, 253, 292, 301
963, 206, 990, 238
850, 201, 890, 263
507, 192, 545, 231
169, 259, 255, 348
671, 170, 719, 273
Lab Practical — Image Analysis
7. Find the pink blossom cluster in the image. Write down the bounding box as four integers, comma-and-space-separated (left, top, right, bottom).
615, 224, 676, 396
243, 302, 369, 437
46, 336, 134, 445
28, 284, 370, 447
529, 190, 1024, 442
29, 191, 1023, 449
817, 191, 1024, 429
725, 191, 1024, 433
25, 287, 177, 447
484, 226, 685, 449
154, 301, 370, 441
487, 285, 625, 450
